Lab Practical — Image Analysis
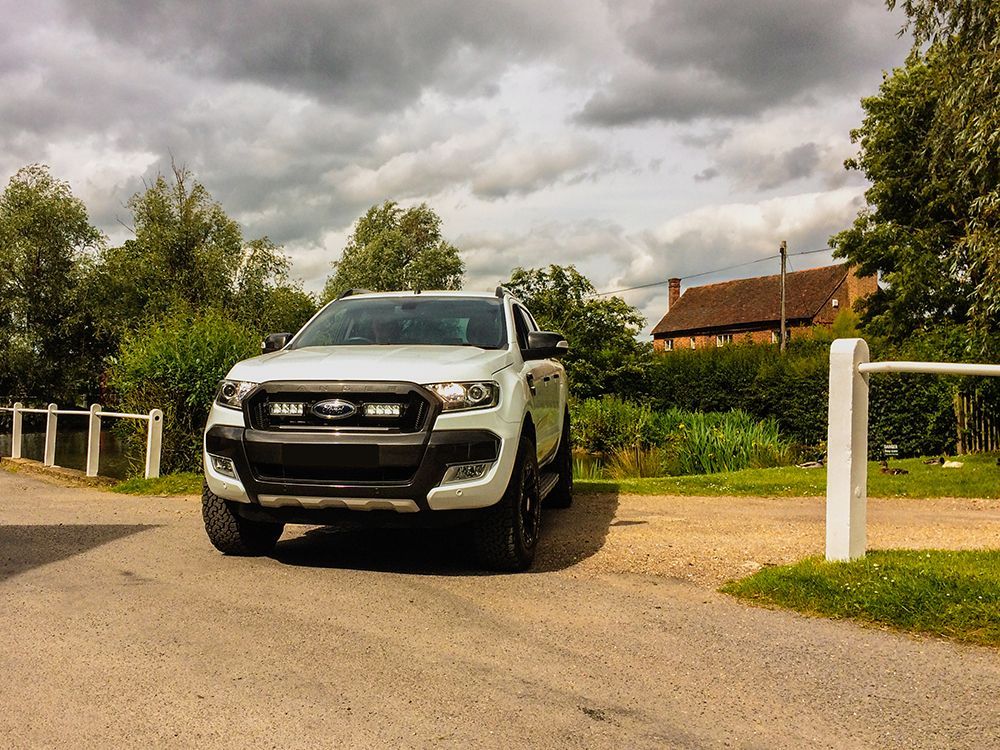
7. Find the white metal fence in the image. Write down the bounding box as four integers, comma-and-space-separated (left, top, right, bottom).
0, 403, 163, 479
826, 338, 1000, 562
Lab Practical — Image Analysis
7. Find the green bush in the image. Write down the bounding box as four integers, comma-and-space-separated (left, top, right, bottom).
632, 330, 994, 459
105, 311, 258, 474
570, 395, 676, 454
667, 410, 792, 475
570, 397, 793, 477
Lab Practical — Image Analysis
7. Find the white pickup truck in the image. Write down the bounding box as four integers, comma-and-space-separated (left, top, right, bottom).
202, 288, 572, 571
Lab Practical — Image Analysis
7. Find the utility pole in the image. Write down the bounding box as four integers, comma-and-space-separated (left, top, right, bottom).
779, 240, 787, 353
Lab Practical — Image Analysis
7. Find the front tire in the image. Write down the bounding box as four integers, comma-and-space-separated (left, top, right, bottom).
202, 483, 283, 556
472, 435, 541, 572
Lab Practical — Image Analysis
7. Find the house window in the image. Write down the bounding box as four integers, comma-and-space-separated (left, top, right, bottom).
771, 331, 778, 344
716, 333, 732, 347
665, 338, 674, 351
689, 337, 696, 350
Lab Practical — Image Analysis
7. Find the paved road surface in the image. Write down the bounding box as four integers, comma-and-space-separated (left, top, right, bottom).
1, 470, 998, 749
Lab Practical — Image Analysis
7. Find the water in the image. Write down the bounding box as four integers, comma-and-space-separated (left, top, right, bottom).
0, 413, 135, 480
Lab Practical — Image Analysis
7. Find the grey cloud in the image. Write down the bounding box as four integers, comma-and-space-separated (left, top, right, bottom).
471, 139, 606, 200
66, 0, 587, 113
694, 167, 719, 182
578, 0, 909, 125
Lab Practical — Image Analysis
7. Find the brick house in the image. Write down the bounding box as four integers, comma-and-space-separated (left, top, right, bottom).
651, 263, 877, 352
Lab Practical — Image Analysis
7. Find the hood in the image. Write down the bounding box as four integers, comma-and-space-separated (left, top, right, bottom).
228, 345, 514, 385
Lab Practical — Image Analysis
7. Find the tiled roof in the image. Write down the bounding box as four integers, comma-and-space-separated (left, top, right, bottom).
651, 264, 849, 336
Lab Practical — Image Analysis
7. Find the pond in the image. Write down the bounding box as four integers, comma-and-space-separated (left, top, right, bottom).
0, 412, 136, 480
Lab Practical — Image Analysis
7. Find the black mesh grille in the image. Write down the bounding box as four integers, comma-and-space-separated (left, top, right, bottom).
246, 385, 432, 432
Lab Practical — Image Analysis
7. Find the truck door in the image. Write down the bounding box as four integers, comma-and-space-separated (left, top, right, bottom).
513, 305, 559, 462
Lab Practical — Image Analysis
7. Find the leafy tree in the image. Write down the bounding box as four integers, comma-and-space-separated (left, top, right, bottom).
836, 1, 1000, 335
322, 201, 464, 302
502, 265, 649, 399
0, 165, 104, 401
831, 50, 970, 340
94, 164, 314, 337
232, 237, 317, 334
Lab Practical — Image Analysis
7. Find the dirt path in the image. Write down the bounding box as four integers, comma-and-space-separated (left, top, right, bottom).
547, 492, 1000, 584
2, 470, 999, 749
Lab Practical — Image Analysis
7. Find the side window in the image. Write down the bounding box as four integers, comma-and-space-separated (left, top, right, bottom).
513, 306, 534, 351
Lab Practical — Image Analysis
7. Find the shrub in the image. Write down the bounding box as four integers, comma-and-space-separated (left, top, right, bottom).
571, 397, 794, 477
667, 410, 793, 475
570, 395, 675, 454
105, 310, 258, 474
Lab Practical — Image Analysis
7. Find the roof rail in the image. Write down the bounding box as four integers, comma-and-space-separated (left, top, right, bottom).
336, 288, 371, 300
495, 285, 509, 298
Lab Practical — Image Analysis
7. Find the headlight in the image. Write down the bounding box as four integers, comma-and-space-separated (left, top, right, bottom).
425, 381, 499, 411
216, 380, 258, 410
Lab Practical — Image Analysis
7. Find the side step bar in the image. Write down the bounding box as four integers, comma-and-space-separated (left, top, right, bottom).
538, 471, 559, 500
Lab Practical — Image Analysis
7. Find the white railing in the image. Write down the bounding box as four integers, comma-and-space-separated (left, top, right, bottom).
0, 403, 164, 479
826, 339, 1000, 561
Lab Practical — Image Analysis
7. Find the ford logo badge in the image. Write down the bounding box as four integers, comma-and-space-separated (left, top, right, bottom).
311, 399, 357, 421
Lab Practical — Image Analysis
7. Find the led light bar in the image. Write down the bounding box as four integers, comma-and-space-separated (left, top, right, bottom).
362, 402, 403, 418
269, 402, 305, 417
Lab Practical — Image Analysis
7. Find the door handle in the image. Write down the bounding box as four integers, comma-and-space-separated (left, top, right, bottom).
526, 373, 537, 395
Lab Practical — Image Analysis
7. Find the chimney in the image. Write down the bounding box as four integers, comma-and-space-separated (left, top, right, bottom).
668, 278, 681, 310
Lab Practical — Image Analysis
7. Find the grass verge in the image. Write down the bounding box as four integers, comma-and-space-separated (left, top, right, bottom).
576, 453, 1000, 498
722, 550, 1000, 647
112, 472, 202, 496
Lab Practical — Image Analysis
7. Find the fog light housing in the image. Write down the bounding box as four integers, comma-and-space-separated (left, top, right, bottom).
441, 461, 493, 485
210, 454, 237, 478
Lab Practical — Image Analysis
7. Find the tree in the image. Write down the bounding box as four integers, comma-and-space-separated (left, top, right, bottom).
0, 165, 104, 400
94, 164, 244, 332
94, 164, 314, 337
838, 1, 1000, 334
232, 237, 317, 334
322, 201, 464, 302
830, 50, 970, 340
503, 265, 649, 399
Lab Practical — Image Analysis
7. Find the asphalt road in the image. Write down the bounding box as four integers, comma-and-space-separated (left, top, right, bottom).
1, 470, 998, 749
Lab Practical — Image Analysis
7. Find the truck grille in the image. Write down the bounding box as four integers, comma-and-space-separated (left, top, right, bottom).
244, 382, 435, 433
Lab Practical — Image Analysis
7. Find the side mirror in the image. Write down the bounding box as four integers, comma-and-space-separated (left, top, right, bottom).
524, 331, 569, 360
262, 332, 292, 354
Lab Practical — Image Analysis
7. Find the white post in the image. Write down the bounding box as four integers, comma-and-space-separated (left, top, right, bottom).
43, 403, 58, 467
826, 338, 870, 561
145, 409, 163, 479
11, 402, 23, 460
86, 404, 102, 477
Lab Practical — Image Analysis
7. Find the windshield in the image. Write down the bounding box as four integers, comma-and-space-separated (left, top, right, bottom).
291, 296, 508, 349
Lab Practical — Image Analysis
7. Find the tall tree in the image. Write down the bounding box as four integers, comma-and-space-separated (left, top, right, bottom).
322, 201, 464, 302
0, 165, 104, 400
94, 164, 313, 336
839, 1, 1000, 333
503, 265, 649, 399
831, 50, 970, 340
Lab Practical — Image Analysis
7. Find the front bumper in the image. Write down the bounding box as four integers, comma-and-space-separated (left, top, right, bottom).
204, 421, 518, 513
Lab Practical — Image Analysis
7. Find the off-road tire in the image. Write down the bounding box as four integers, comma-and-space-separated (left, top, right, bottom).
545, 413, 573, 509
202, 483, 283, 556
472, 435, 541, 572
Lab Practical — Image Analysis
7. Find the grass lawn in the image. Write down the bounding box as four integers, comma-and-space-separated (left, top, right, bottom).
722, 550, 1000, 647
112, 471, 202, 496
576, 453, 1000, 498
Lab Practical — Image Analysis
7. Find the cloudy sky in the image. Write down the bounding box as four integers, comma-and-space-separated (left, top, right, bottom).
1, 0, 912, 331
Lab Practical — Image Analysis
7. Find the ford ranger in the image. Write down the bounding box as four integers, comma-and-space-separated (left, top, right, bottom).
201, 288, 571, 571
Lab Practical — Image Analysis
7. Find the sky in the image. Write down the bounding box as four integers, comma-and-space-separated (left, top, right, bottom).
0, 0, 913, 333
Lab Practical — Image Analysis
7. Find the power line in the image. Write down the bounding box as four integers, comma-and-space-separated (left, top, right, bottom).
589, 246, 836, 298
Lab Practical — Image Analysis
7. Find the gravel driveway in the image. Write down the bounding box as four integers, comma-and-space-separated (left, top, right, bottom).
1, 469, 998, 749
